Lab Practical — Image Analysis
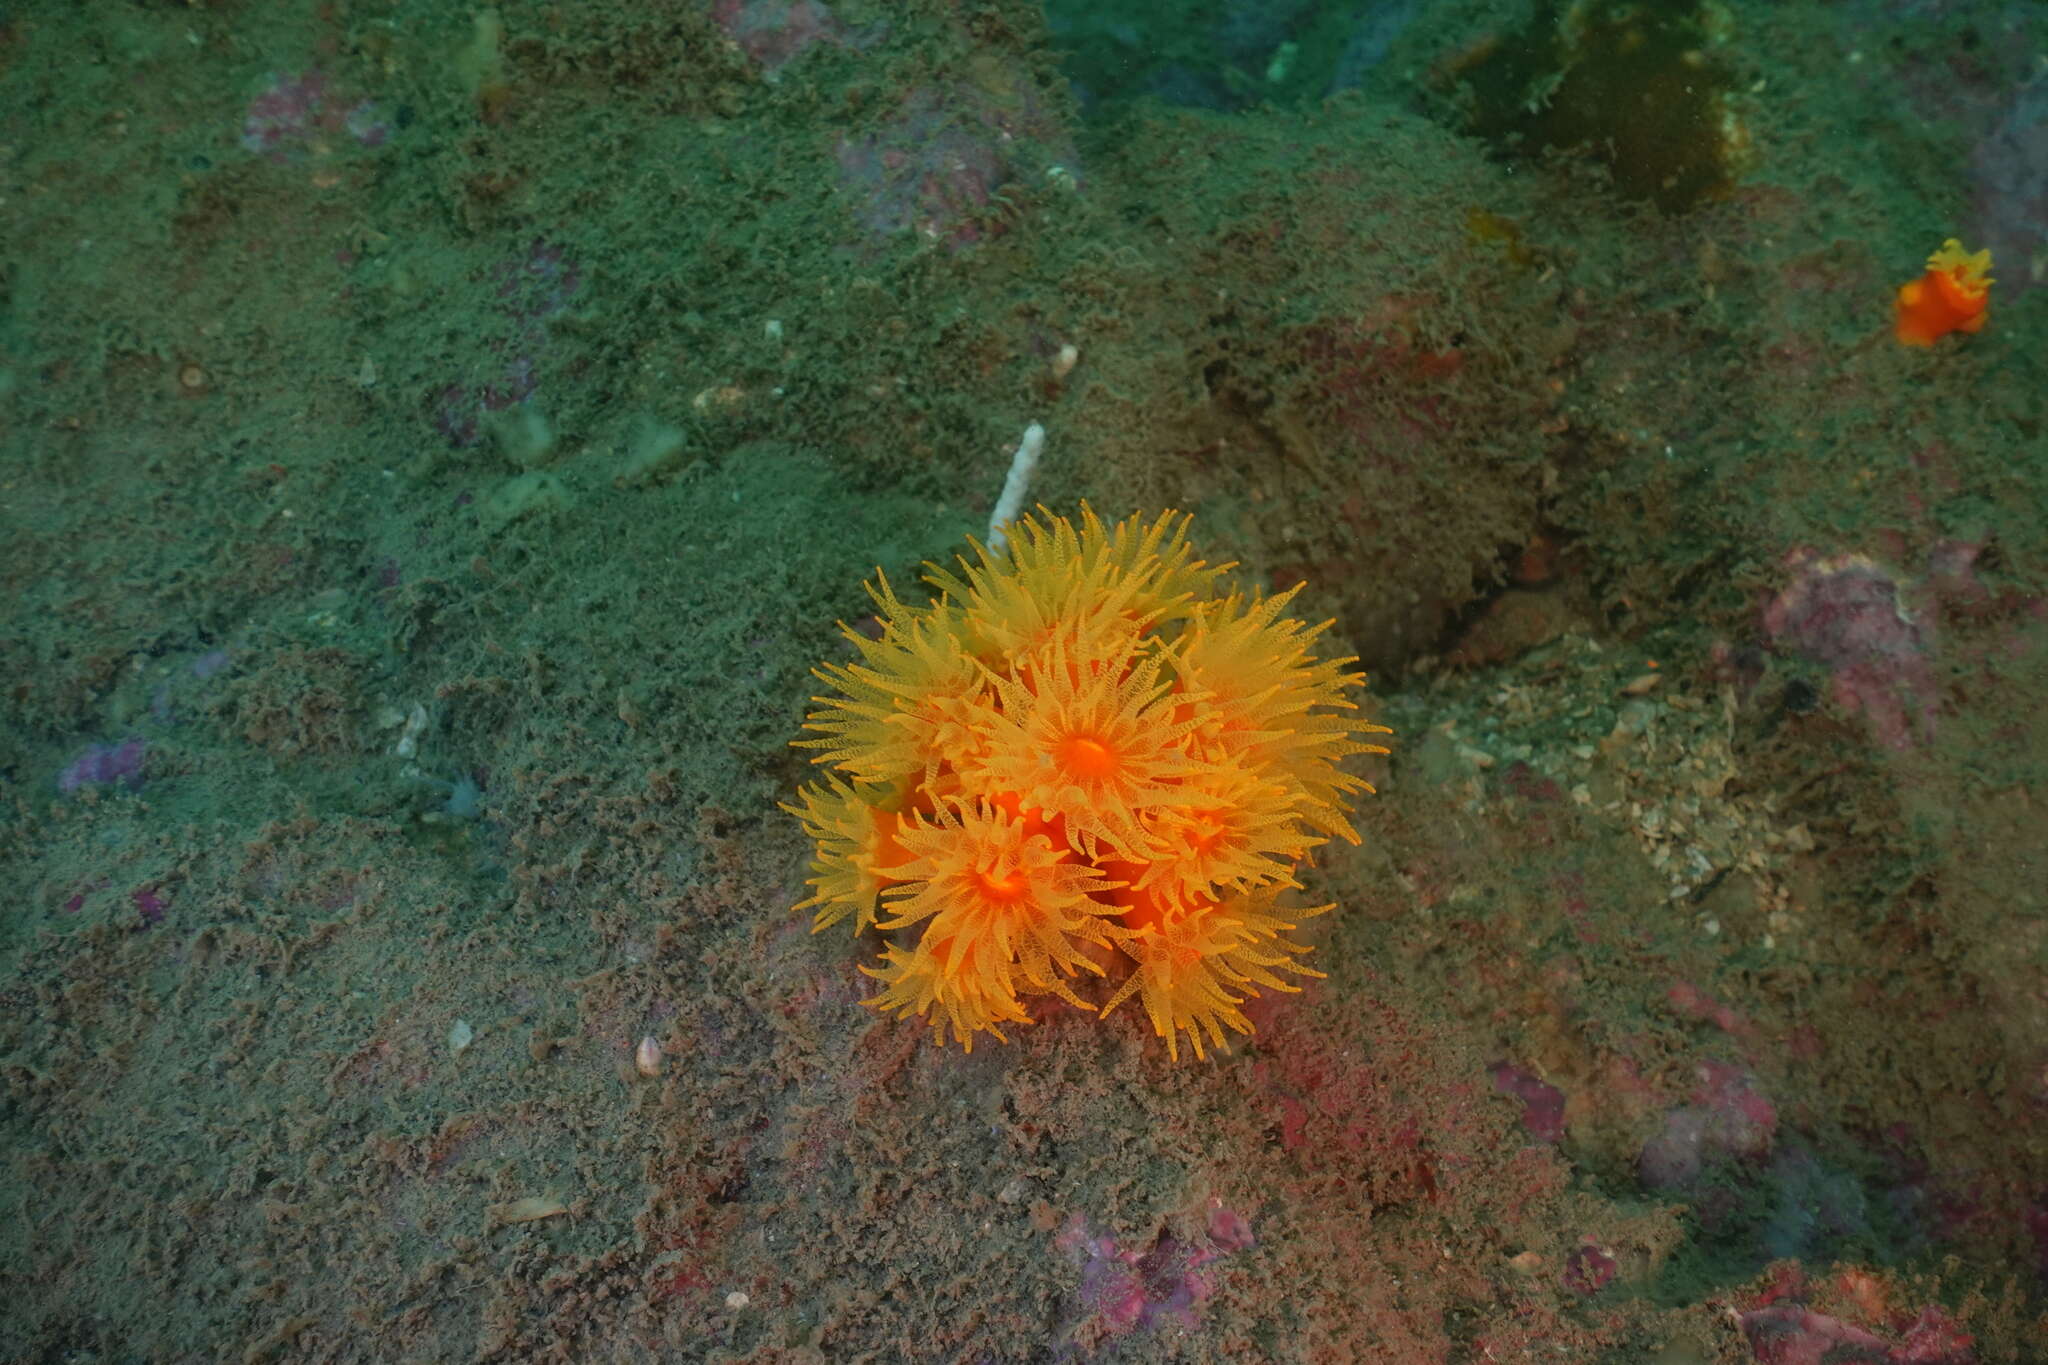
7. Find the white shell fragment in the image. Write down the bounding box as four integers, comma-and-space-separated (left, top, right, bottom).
491, 1194, 568, 1227
634, 1034, 662, 1077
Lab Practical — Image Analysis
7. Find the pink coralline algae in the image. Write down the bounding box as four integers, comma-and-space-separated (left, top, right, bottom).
709, 0, 850, 71
835, 76, 1078, 253
241, 70, 389, 162
431, 238, 583, 446
1639, 1061, 1777, 1191
1970, 76, 2048, 299
131, 884, 170, 929
1561, 1240, 1618, 1296
1666, 978, 1759, 1044
1761, 549, 1939, 750
1489, 1060, 1566, 1144
1053, 1198, 1252, 1342
57, 737, 147, 794
1740, 1286, 1974, 1365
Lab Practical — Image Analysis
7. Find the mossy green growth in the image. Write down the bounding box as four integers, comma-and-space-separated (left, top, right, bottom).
1455, 0, 1739, 214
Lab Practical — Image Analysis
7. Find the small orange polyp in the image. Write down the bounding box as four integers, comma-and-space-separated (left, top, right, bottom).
1893, 239, 1993, 347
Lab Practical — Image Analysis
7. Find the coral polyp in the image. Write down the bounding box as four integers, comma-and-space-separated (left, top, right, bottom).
785, 507, 1390, 1060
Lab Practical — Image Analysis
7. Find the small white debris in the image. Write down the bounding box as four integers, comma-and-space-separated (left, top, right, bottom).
486, 402, 556, 468
725, 1291, 750, 1311
1050, 343, 1079, 379
1265, 40, 1298, 84
692, 383, 745, 413
987, 421, 1045, 555
449, 1019, 474, 1055
615, 416, 691, 486
394, 702, 429, 758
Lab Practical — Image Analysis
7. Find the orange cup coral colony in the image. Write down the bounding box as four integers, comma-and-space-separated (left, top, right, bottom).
783, 506, 1391, 1060
1893, 239, 1992, 347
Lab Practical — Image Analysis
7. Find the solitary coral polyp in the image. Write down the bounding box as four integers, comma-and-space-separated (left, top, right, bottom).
784, 507, 1390, 1060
